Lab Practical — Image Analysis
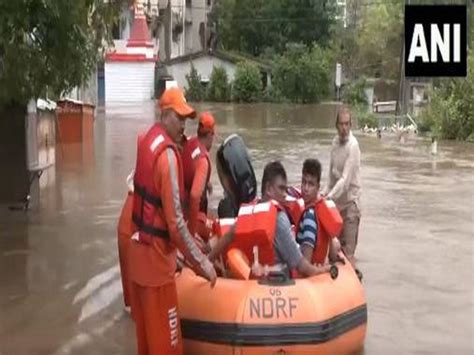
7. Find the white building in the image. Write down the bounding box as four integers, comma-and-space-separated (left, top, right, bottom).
104, 3, 157, 104
100, 0, 214, 104
163, 51, 272, 90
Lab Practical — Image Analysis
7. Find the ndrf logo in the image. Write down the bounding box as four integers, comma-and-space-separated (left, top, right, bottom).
405, 5, 466, 77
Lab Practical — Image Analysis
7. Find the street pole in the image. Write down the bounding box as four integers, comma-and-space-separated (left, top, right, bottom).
467, 0, 471, 50
397, 0, 410, 118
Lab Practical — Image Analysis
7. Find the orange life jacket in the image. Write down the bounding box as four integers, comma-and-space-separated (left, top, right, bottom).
231, 200, 280, 266
181, 136, 211, 213
282, 195, 305, 227
212, 217, 236, 239
132, 123, 184, 245
299, 198, 343, 264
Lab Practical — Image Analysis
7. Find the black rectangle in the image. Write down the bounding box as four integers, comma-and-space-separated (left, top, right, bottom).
405, 5, 466, 77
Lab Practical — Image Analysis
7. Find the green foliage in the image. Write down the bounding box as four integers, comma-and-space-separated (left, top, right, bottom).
418, 108, 436, 134
232, 61, 263, 103
342, 78, 368, 107
185, 64, 205, 102
356, 1, 403, 79
419, 54, 474, 140
263, 86, 288, 103
330, 0, 403, 80
0, 0, 126, 106
356, 110, 378, 129
209, 0, 336, 57
207, 66, 230, 102
272, 43, 331, 103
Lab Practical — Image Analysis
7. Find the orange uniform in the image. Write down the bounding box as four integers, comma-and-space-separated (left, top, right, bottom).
129, 89, 214, 355
190, 159, 211, 239
182, 113, 216, 241
117, 189, 135, 307
182, 138, 211, 238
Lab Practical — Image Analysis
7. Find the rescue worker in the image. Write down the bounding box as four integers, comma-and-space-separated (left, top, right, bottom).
182, 112, 216, 241
117, 170, 136, 311
296, 159, 342, 264
128, 87, 217, 355
257, 161, 331, 277
324, 106, 361, 267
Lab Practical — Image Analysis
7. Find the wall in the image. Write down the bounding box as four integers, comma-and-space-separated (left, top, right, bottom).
105, 62, 155, 103
170, 0, 186, 58
36, 110, 56, 189
185, 0, 209, 54
165, 55, 236, 88
67, 68, 98, 106
0, 105, 29, 204
120, 8, 132, 40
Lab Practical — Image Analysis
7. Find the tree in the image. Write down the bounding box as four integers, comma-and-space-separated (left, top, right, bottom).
342, 77, 368, 107
273, 43, 331, 103
419, 53, 474, 141
0, 1, 126, 204
207, 66, 230, 102
0, 0, 127, 107
330, 0, 403, 81
232, 61, 263, 102
185, 64, 205, 102
209, 0, 336, 57
356, 1, 403, 79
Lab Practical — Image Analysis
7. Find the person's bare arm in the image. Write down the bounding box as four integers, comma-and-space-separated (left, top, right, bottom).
296, 258, 331, 277
208, 224, 236, 262
300, 244, 313, 263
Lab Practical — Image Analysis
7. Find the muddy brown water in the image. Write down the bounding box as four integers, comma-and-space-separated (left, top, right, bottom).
0, 102, 473, 354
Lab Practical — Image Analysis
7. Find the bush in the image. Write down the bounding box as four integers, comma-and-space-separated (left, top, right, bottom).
185, 64, 205, 102
419, 53, 474, 140
418, 106, 436, 134
343, 78, 368, 107
353, 104, 378, 129
207, 66, 230, 102
272, 43, 331, 103
357, 112, 378, 129
262, 85, 288, 103
232, 61, 263, 102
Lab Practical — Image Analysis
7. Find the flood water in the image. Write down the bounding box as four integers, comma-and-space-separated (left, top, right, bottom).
0, 102, 473, 354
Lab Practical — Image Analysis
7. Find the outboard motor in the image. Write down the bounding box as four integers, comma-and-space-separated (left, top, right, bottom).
216, 134, 257, 218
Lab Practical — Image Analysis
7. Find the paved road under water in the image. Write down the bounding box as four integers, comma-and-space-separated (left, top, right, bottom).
0, 102, 473, 354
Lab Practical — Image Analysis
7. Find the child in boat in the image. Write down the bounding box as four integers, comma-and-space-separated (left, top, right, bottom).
296, 159, 342, 264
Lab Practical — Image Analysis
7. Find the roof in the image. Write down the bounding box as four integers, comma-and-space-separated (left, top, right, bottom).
36, 98, 57, 111
127, 15, 153, 48
162, 50, 272, 72
105, 7, 156, 62
106, 53, 157, 62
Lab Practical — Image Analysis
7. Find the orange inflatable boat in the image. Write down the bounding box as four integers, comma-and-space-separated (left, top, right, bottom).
176, 254, 366, 354
175, 135, 367, 354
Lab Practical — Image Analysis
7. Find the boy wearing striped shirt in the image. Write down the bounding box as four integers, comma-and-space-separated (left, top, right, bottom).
296, 159, 322, 262
296, 159, 341, 264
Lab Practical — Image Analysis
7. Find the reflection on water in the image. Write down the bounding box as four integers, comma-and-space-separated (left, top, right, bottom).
0, 101, 473, 354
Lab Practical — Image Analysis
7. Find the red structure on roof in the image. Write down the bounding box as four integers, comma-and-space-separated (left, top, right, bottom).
126, 10, 154, 48
105, 53, 156, 62
106, 2, 156, 62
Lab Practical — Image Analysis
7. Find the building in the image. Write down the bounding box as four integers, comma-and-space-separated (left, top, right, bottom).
162, 50, 272, 90
100, 0, 214, 104
104, 2, 157, 104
